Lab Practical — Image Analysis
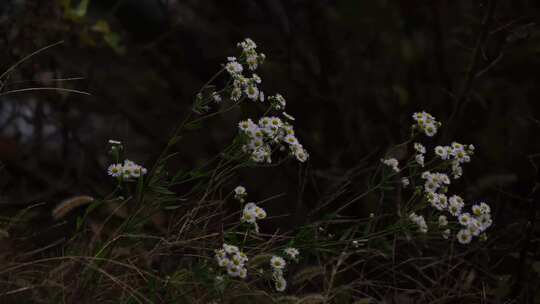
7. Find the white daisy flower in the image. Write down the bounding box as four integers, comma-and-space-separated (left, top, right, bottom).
477, 213, 493, 231
423, 121, 438, 137
237, 38, 257, 51
424, 181, 438, 193
225, 61, 243, 75
231, 87, 242, 101
274, 275, 287, 292
284, 134, 299, 146
472, 204, 483, 216
435, 146, 450, 160
454, 149, 471, 163
438, 215, 448, 227
438, 193, 448, 209
451, 142, 464, 152
458, 213, 472, 226
130, 165, 146, 178
238, 119, 254, 131
234, 185, 247, 195
457, 229, 472, 244
216, 256, 229, 267
241, 208, 257, 224
107, 163, 123, 177
283, 247, 300, 260
448, 195, 465, 216
235, 251, 249, 264
467, 219, 482, 236
294, 148, 309, 162
238, 267, 248, 279
259, 117, 271, 128
234, 185, 247, 202
223, 244, 239, 255
479, 202, 491, 214
246, 55, 259, 70
270, 256, 286, 270
414, 142, 426, 154
245, 85, 259, 100
227, 264, 242, 277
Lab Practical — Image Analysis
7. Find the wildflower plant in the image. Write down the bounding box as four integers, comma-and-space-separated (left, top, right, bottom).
106, 140, 147, 182
388, 112, 493, 244
214, 244, 249, 279
4, 37, 500, 304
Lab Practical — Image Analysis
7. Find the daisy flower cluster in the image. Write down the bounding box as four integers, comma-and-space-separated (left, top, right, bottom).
417, 170, 492, 243
421, 171, 451, 197
208, 38, 309, 164
215, 244, 249, 279
237, 38, 266, 71
434, 142, 475, 179
412, 111, 441, 137
241, 202, 267, 232
107, 159, 147, 180
268, 93, 286, 110
381, 158, 400, 173
270, 256, 287, 292
238, 114, 309, 163
456, 202, 492, 244
438, 215, 451, 239
414, 142, 426, 167
406, 112, 493, 244
222, 38, 266, 103
267, 248, 300, 292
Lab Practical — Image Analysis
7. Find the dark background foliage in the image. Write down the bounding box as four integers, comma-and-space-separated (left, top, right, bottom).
1, 0, 540, 301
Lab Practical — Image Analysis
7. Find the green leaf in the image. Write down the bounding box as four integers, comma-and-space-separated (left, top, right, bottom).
151, 185, 175, 196
85, 199, 102, 214
189, 169, 208, 178
170, 169, 189, 184
136, 176, 145, 201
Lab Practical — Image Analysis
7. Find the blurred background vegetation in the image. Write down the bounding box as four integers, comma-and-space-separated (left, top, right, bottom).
1, 0, 540, 301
